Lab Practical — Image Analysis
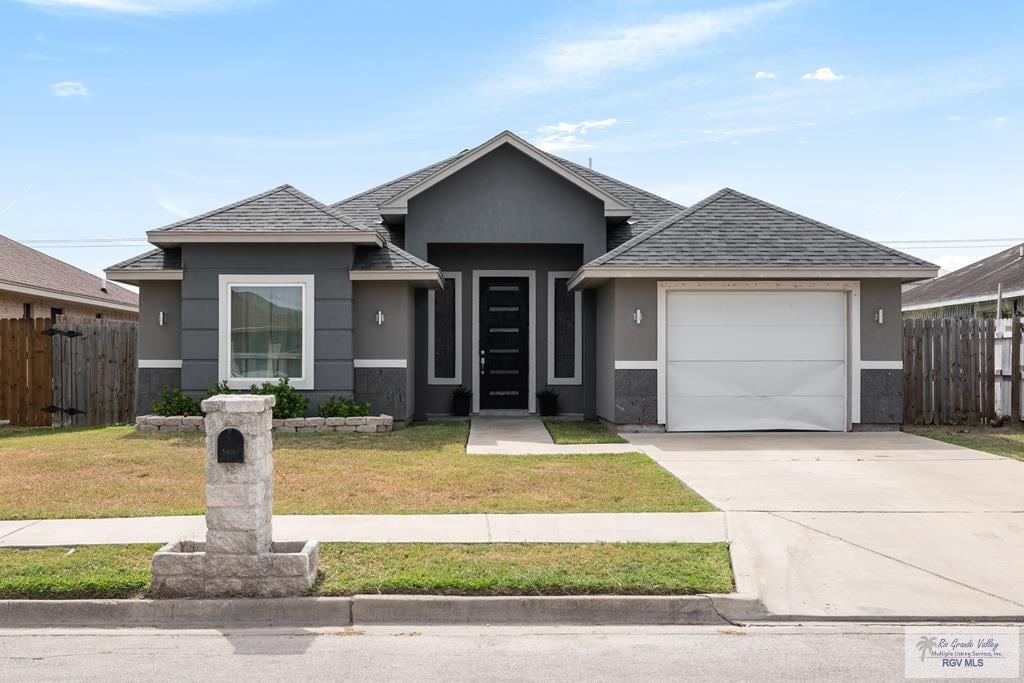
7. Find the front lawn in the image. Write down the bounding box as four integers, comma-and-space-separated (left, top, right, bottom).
0, 542, 734, 599
543, 420, 627, 444
0, 422, 712, 518
904, 425, 1024, 462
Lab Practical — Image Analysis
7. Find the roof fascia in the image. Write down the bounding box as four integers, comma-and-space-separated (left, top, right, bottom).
569, 265, 940, 290
147, 231, 383, 247
0, 281, 139, 312
104, 269, 183, 285
902, 287, 1024, 311
349, 270, 443, 288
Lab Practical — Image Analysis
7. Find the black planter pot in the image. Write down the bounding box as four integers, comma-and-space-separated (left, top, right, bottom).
452, 394, 472, 416
538, 394, 558, 417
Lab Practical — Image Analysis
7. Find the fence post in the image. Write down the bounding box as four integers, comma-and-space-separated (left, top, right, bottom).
1012, 312, 1021, 423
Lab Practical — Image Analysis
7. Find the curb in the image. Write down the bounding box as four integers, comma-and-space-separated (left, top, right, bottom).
0, 593, 766, 628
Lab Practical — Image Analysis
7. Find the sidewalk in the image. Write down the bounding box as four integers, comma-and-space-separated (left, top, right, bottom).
466, 417, 638, 454
0, 512, 726, 547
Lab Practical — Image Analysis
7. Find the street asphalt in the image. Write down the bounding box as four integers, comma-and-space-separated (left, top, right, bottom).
5, 623, 1017, 682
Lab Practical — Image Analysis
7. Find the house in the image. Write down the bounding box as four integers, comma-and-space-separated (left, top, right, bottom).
105, 131, 936, 431
1, 235, 138, 321
903, 245, 1024, 319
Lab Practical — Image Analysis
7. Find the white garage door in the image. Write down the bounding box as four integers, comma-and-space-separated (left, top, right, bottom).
665, 290, 848, 432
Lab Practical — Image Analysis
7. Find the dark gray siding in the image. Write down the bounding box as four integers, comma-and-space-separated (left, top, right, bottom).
861, 279, 902, 361
404, 144, 607, 262
417, 244, 586, 417
352, 280, 415, 423
180, 244, 354, 414
137, 281, 181, 361
595, 282, 615, 421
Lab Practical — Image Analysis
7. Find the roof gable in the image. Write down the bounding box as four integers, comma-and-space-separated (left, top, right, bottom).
376, 131, 632, 218
147, 184, 381, 246
587, 188, 936, 271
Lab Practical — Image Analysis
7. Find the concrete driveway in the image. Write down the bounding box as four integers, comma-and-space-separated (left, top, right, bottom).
628, 431, 1024, 619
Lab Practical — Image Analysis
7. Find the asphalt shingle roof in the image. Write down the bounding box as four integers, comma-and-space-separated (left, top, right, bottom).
150, 184, 372, 234
352, 242, 439, 272
0, 234, 138, 307
589, 188, 935, 269
107, 248, 182, 272
902, 245, 1024, 307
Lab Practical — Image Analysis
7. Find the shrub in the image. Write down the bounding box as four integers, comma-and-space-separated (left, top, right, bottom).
151, 386, 202, 417
247, 377, 308, 419
317, 395, 371, 418
206, 380, 232, 398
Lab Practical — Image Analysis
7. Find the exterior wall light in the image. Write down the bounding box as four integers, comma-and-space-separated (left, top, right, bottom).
158, 311, 166, 326
875, 308, 884, 325
633, 308, 643, 325
375, 310, 384, 326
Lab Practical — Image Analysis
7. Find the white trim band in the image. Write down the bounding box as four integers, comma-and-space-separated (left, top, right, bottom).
860, 360, 903, 370
614, 360, 658, 370
139, 359, 182, 369
353, 359, 407, 368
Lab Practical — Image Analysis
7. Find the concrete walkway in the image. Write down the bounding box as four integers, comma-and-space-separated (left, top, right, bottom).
628, 431, 1024, 619
466, 417, 638, 454
0, 512, 726, 547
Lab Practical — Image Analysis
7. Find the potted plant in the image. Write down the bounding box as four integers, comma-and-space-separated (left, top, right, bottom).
452, 386, 472, 416
537, 387, 559, 416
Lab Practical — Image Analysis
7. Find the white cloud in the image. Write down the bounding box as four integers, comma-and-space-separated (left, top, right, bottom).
945, 115, 966, 121
17, 0, 244, 15
801, 67, 845, 81
754, 71, 776, 79
159, 199, 190, 217
490, 1, 791, 95
49, 81, 89, 97
991, 116, 1009, 124
532, 118, 619, 152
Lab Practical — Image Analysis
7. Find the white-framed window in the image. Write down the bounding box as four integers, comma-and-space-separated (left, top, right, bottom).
218, 274, 315, 390
428, 271, 462, 385
547, 271, 582, 385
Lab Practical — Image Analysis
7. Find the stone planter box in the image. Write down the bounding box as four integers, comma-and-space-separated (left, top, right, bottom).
136, 414, 394, 433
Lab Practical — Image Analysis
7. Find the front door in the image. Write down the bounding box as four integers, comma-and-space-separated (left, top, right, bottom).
479, 277, 529, 410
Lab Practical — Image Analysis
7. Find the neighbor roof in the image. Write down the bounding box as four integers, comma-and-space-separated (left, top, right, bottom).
147, 184, 382, 246
0, 234, 138, 310
583, 188, 936, 272
902, 245, 1024, 310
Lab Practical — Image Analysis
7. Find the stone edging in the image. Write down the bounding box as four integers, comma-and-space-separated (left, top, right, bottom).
135, 415, 394, 433
0, 593, 767, 628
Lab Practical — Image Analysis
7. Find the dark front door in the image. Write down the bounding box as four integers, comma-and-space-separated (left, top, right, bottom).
479, 277, 529, 410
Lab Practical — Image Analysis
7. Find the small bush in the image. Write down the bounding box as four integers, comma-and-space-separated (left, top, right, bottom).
206, 380, 232, 398
151, 386, 202, 417
318, 395, 371, 419
247, 377, 308, 419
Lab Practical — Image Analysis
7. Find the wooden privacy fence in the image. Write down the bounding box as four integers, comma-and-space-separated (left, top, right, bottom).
902, 316, 1023, 426
0, 318, 137, 427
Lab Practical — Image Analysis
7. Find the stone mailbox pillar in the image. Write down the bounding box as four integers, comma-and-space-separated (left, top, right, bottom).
151, 394, 318, 598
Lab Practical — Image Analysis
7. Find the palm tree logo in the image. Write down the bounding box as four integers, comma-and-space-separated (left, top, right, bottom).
917, 636, 938, 661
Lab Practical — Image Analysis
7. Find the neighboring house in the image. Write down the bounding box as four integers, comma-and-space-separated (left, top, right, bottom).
0, 235, 138, 321
903, 245, 1024, 319
106, 131, 936, 431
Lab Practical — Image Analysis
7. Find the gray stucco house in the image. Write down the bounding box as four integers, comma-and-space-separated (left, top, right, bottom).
106, 131, 937, 431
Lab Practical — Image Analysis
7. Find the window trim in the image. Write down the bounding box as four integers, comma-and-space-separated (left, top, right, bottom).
547, 271, 582, 385
218, 274, 315, 391
427, 271, 462, 385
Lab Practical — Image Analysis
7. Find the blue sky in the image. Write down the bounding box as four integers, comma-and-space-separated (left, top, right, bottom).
1, 0, 1022, 278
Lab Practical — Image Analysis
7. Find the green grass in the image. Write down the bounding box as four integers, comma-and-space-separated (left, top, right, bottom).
543, 420, 628, 444
0, 422, 713, 518
0, 543, 734, 599
905, 425, 1024, 462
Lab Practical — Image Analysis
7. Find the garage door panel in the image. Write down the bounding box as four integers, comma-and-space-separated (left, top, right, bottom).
664, 288, 848, 432
666, 324, 846, 362
666, 291, 846, 327
667, 360, 845, 398
667, 396, 847, 432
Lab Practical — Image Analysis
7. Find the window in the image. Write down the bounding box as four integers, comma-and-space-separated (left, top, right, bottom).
22, 303, 31, 320
547, 272, 581, 385
428, 272, 462, 384
218, 275, 314, 390
95, 313, 103, 320
50, 307, 62, 322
